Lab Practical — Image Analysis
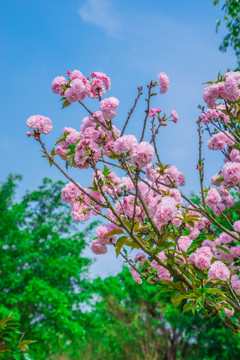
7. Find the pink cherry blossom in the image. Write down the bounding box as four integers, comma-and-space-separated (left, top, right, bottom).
90, 240, 108, 254
51, 76, 68, 94
100, 97, 119, 120
131, 142, 154, 168
74, 139, 101, 168
158, 72, 169, 94
171, 109, 178, 123
221, 162, 240, 186
65, 78, 86, 102
233, 221, 240, 232
148, 108, 162, 117
113, 135, 138, 155
26, 115, 52, 135
208, 261, 230, 281
231, 274, 240, 295
189, 246, 213, 270
177, 236, 192, 253
130, 267, 142, 284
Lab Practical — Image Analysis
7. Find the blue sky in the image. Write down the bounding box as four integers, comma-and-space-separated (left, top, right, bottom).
0, 0, 237, 276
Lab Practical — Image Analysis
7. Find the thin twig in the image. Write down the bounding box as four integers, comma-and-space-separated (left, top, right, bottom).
140, 81, 153, 142
121, 86, 143, 136
197, 119, 206, 209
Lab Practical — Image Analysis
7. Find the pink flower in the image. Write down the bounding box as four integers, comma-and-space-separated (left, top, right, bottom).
72, 201, 91, 222
90, 240, 107, 254
201, 108, 229, 125
151, 260, 172, 281
148, 108, 162, 117
69, 70, 86, 82
216, 232, 236, 245
131, 142, 154, 168
100, 97, 119, 120
177, 236, 192, 253
65, 78, 86, 102
230, 245, 240, 258
229, 149, 240, 163
202, 239, 215, 249
86, 72, 111, 98
113, 135, 138, 155
130, 267, 142, 284
233, 221, 240, 232
221, 162, 240, 185
56, 127, 81, 162
188, 246, 213, 270
91, 71, 111, 89
224, 71, 240, 102
26, 115, 53, 135
189, 227, 200, 240
231, 274, 240, 295
166, 165, 186, 186
135, 253, 147, 263
208, 261, 230, 281
74, 139, 101, 168
208, 132, 234, 151
224, 307, 235, 317
51, 76, 68, 94
171, 109, 178, 123
61, 182, 81, 205
203, 82, 226, 108
158, 72, 169, 94
154, 197, 178, 228
157, 251, 167, 262
205, 189, 221, 209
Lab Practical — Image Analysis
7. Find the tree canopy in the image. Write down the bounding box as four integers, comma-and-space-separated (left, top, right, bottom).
214, 0, 240, 66
0, 175, 96, 359
81, 267, 240, 360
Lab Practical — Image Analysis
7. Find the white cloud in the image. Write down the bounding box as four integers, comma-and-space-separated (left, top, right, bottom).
78, 0, 121, 37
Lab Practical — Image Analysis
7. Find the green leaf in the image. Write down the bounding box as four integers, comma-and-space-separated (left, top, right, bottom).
102, 165, 111, 176
62, 99, 71, 109
115, 236, 128, 258
230, 316, 239, 326
219, 309, 226, 321
55, 131, 68, 145
216, 245, 231, 255
108, 154, 120, 159
171, 293, 189, 308
104, 229, 124, 237
125, 238, 141, 250
215, 175, 224, 183
182, 301, 194, 314
50, 148, 56, 156
146, 275, 155, 282
68, 144, 76, 151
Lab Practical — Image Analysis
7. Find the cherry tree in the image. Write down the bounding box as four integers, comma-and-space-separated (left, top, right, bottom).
27, 69, 240, 332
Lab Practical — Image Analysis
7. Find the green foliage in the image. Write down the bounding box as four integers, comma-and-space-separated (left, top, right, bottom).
80, 267, 240, 360
0, 175, 96, 359
0, 315, 35, 359
214, 0, 240, 67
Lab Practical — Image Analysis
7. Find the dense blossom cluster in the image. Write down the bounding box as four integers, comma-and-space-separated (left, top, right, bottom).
26, 115, 52, 135
27, 68, 240, 330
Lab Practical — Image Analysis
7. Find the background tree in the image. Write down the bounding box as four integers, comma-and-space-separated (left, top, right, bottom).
0, 175, 96, 359
80, 267, 240, 360
214, 0, 240, 67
